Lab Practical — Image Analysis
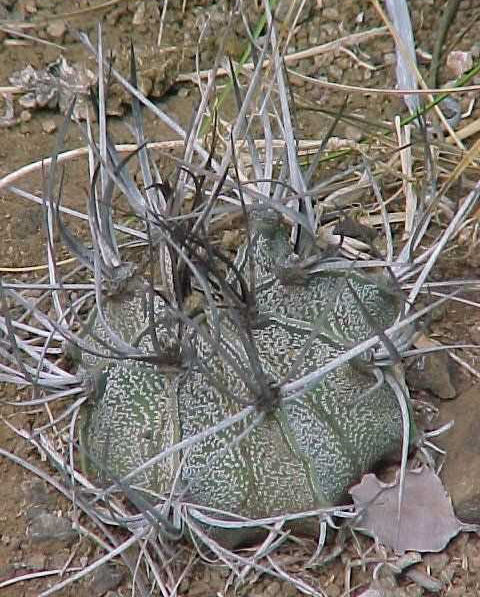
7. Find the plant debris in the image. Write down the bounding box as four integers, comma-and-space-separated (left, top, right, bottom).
350, 468, 462, 553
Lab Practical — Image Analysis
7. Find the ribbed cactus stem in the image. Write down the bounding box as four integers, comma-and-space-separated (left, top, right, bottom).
80, 214, 413, 545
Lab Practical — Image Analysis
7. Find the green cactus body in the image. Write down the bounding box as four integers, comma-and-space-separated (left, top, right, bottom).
79, 278, 176, 371
176, 317, 403, 516
81, 362, 179, 491
80, 215, 411, 543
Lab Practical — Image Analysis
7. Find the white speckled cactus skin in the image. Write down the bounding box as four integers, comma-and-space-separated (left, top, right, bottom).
80, 215, 411, 542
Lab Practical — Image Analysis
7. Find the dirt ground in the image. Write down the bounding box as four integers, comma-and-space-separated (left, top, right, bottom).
1, 0, 480, 595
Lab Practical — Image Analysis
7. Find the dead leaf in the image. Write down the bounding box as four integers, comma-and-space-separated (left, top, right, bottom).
349, 467, 461, 553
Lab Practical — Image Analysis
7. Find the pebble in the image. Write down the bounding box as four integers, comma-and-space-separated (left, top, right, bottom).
42, 119, 57, 134
447, 51, 473, 78
405, 567, 443, 592
327, 584, 341, 597
90, 564, 125, 596
19, 109, 32, 122
264, 581, 281, 596
28, 512, 76, 545
187, 580, 211, 597
358, 588, 382, 597
344, 124, 364, 142
46, 21, 66, 39
424, 552, 449, 574
405, 349, 456, 399
437, 384, 480, 523
323, 7, 339, 19
21, 0, 37, 15
22, 479, 54, 508
132, 1, 145, 25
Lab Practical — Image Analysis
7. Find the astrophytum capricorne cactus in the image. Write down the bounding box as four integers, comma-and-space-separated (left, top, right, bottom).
79, 207, 412, 547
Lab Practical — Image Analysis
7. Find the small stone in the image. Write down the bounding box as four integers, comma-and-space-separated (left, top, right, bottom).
344, 124, 364, 142
179, 577, 190, 593
446, 51, 473, 78
28, 512, 76, 545
405, 349, 456, 399
439, 561, 458, 584
22, 479, 54, 508
21, 0, 37, 14
327, 584, 341, 597
356, 12, 365, 24
358, 585, 382, 597
384, 52, 396, 66
90, 564, 125, 596
405, 567, 443, 592
275, 2, 312, 22
437, 385, 480, 523
264, 581, 281, 597
46, 21, 66, 39
280, 582, 299, 597
19, 109, 32, 122
132, 1, 145, 25
1, 535, 10, 545
424, 552, 449, 574
470, 323, 480, 344
177, 87, 189, 98
222, 229, 243, 251
328, 65, 343, 80
42, 119, 57, 134
323, 7, 339, 20
187, 580, 211, 597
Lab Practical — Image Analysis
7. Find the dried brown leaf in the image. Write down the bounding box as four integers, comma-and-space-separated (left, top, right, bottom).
349, 468, 461, 553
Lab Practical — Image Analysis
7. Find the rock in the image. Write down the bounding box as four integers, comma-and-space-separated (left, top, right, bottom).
22, 479, 54, 507
21, 0, 37, 15
344, 124, 364, 142
275, 1, 312, 22
90, 564, 125, 596
384, 52, 396, 66
423, 552, 449, 574
323, 7, 339, 20
326, 584, 341, 597
28, 512, 76, 545
264, 581, 282, 597
437, 385, 480, 523
446, 51, 473, 78
42, 119, 57, 134
469, 323, 480, 345
405, 567, 443, 592
46, 21, 66, 39
187, 580, 211, 597
405, 338, 456, 399
19, 109, 32, 122
358, 588, 382, 597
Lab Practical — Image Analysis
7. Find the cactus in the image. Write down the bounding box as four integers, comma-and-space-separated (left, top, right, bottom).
79, 209, 411, 545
